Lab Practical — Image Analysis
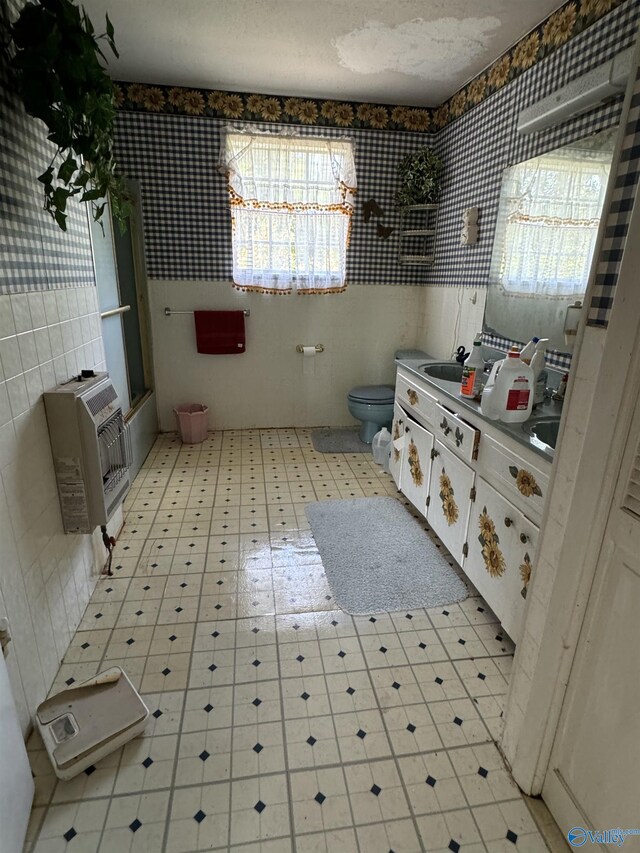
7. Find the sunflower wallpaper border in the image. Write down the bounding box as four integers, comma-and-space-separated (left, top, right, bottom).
113, 0, 627, 132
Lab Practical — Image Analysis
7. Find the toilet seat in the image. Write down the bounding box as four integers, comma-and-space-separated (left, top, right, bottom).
347, 385, 394, 405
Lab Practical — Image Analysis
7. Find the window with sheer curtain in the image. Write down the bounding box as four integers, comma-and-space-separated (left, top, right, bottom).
219, 129, 357, 294
490, 148, 611, 297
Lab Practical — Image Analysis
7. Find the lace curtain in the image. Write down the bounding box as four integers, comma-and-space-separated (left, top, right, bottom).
220, 128, 357, 294
490, 149, 610, 297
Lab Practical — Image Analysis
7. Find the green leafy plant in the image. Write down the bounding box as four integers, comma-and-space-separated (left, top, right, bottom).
395, 147, 443, 207
9, 0, 130, 231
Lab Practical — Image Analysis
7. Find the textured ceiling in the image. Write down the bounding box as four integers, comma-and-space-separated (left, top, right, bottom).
82, 0, 566, 106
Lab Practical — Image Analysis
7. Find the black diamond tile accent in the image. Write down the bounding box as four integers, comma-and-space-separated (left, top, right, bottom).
129, 819, 142, 833
64, 828, 77, 842
126, 638, 135, 646
80, 642, 90, 650
442, 609, 450, 616
211, 631, 220, 638
254, 800, 266, 813
204, 703, 214, 713
331, 620, 338, 626
84, 765, 96, 776
199, 750, 210, 761
152, 709, 163, 719
180, 582, 187, 588
478, 672, 486, 680
300, 692, 310, 701
175, 607, 183, 613
337, 650, 346, 658
169, 634, 177, 642
253, 742, 263, 753
162, 667, 171, 676
458, 638, 466, 645
370, 784, 382, 796
142, 756, 154, 768
314, 792, 326, 805
448, 841, 460, 853
453, 716, 463, 726
253, 659, 261, 667
406, 723, 416, 733
214, 604, 222, 611
418, 642, 427, 649
292, 624, 300, 631
356, 729, 366, 739
426, 775, 437, 787
379, 646, 388, 654
251, 627, 260, 634
208, 664, 217, 672
306, 736, 317, 746
95, 612, 103, 619
143, 585, 150, 591
194, 809, 206, 824
478, 766, 488, 778
506, 830, 518, 844
405, 613, 413, 620
392, 681, 401, 690
135, 610, 143, 616
253, 697, 262, 706
296, 655, 305, 662
65, 677, 75, 686
369, 617, 377, 623
435, 677, 444, 685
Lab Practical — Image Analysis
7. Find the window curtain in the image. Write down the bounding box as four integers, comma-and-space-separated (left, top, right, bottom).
220, 128, 357, 294
490, 149, 610, 297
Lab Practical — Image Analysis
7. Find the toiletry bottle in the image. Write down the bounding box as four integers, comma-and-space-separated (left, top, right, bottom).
492, 347, 534, 423
553, 373, 569, 401
520, 336, 539, 365
460, 338, 484, 399
529, 338, 549, 407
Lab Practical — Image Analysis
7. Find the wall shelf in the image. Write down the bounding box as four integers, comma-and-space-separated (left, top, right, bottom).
398, 204, 438, 267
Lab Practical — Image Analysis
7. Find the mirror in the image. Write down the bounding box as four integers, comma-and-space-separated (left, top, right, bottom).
484, 126, 617, 354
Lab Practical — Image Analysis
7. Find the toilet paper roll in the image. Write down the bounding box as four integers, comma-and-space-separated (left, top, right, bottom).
302, 345, 316, 376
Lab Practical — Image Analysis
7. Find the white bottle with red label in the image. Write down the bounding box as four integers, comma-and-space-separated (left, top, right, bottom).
479, 347, 534, 423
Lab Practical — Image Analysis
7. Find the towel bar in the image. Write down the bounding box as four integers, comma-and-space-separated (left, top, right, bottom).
296, 344, 324, 354
164, 307, 250, 317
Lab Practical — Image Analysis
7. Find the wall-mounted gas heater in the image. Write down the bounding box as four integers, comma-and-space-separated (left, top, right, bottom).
44, 373, 131, 534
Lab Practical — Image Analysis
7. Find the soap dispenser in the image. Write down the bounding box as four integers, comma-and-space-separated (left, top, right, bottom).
529, 339, 549, 407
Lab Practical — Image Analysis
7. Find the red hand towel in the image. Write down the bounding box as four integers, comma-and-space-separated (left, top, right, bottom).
194, 310, 246, 354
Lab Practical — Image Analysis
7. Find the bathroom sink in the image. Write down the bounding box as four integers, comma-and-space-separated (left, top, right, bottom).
420, 362, 464, 382
524, 417, 560, 450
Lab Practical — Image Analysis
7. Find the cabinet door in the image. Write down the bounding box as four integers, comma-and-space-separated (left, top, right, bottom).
427, 440, 475, 565
389, 403, 406, 489
464, 477, 538, 643
401, 418, 434, 516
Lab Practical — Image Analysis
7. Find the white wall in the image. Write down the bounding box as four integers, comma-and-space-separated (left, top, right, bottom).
416, 285, 487, 359
150, 281, 425, 431
0, 287, 114, 733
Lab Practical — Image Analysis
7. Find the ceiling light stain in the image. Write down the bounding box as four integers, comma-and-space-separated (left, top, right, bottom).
333, 16, 502, 81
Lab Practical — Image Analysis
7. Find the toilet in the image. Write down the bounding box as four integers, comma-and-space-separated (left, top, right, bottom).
347, 385, 395, 443
347, 350, 428, 444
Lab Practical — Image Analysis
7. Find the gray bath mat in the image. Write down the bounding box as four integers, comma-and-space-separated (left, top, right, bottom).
311, 428, 371, 454
306, 497, 468, 614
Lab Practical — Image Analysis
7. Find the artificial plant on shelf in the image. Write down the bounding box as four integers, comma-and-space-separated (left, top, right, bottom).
8, 0, 131, 231
394, 147, 443, 207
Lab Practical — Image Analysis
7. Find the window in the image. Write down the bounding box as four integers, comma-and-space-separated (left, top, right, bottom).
220, 129, 356, 294
490, 146, 611, 297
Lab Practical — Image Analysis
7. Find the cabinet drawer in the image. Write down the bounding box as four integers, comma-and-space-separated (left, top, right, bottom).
395, 371, 437, 426
478, 435, 549, 524
434, 403, 480, 463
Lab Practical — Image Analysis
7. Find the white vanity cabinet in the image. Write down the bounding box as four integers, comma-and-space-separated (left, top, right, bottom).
401, 417, 434, 513
427, 441, 475, 565
463, 477, 538, 643
393, 364, 551, 643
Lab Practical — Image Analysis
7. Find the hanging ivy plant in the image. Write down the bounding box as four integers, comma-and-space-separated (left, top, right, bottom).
9, 0, 131, 231
395, 147, 443, 207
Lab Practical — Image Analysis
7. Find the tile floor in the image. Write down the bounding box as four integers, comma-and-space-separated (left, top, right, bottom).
26, 429, 552, 853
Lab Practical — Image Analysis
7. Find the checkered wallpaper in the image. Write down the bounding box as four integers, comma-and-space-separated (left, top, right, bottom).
427, 1, 639, 293
588, 62, 640, 326
0, 1, 95, 295
113, 115, 432, 285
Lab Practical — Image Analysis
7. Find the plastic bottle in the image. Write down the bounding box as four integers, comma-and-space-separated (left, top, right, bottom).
553, 373, 569, 401
481, 347, 533, 422
520, 336, 539, 365
371, 427, 391, 470
529, 339, 549, 407
460, 338, 485, 399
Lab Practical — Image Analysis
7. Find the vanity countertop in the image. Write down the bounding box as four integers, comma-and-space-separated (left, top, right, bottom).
396, 357, 561, 464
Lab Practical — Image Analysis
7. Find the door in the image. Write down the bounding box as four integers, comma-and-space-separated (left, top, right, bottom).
464, 477, 538, 644
389, 403, 405, 489
401, 417, 434, 515
542, 397, 640, 839
426, 440, 475, 565
0, 650, 34, 853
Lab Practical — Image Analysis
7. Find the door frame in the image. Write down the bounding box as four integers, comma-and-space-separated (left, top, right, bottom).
500, 48, 640, 796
